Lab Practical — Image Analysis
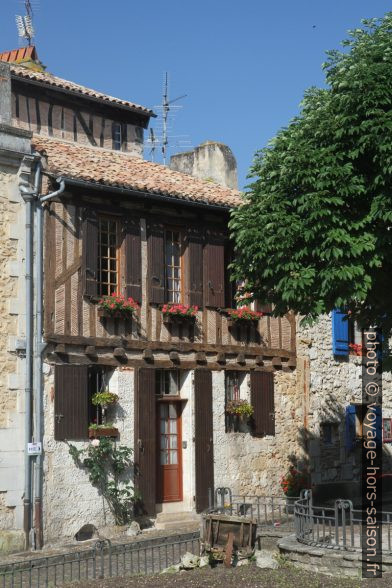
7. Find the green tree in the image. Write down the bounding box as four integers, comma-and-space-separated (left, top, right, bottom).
230, 14, 392, 331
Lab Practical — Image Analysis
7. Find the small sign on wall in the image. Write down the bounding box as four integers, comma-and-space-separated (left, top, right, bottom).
27, 442, 42, 455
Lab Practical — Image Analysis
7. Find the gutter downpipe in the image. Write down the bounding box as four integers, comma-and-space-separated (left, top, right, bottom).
19, 179, 35, 550
33, 173, 65, 549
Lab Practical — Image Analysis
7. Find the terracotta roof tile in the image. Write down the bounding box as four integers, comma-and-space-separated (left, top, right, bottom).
10, 64, 154, 117
32, 136, 242, 208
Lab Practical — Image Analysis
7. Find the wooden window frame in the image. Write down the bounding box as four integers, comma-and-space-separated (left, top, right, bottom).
97, 215, 122, 297
225, 371, 245, 433
112, 122, 122, 151
155, 369, 181, 397
164, 228, 184, 304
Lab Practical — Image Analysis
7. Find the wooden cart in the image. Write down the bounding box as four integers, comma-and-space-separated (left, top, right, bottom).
201, 513, 257, 567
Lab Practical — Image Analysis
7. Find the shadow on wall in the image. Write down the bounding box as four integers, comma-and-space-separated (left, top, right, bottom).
286, 397, 392, 509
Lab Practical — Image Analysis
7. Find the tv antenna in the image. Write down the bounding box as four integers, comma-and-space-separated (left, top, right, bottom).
16, 1, 36, 46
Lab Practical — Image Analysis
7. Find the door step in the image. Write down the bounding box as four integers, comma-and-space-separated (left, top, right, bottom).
155, 511, 200, 531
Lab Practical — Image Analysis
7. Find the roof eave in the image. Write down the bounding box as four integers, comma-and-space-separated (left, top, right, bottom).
11, 73, 157, 120
47, 174, 234, 212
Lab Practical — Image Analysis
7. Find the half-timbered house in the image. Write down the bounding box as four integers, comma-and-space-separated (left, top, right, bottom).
0, 47, 303, 548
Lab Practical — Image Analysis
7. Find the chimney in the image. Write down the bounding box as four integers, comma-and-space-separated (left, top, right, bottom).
170, 141, 238, 190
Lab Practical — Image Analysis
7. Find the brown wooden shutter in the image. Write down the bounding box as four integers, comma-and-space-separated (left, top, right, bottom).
224, 241, 235, 308
188, 234, 204, 307
250, 371, 275, 437
54, 365, 89, 441
194, 369, 214, 512
82, 209, 98, 298
204, 238, 225, 308
134, 368, 156, 516
124, 219, 142, 302
148, 225, 165, 304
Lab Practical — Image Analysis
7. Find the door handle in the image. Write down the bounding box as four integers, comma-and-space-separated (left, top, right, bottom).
137, 438, 144, 454
55, 414, 64, 423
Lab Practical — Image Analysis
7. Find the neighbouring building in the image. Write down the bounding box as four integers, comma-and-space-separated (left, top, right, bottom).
0, 46, 304, 551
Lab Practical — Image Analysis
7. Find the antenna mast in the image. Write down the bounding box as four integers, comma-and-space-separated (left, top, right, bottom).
16, 0, 35, 46
161, 72, 187, 165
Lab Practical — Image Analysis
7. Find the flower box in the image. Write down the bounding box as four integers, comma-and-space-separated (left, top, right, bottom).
224, 307, 263, 327
88, 427, 119, 439
161, 303, 198, 323
98, 294, 139, 319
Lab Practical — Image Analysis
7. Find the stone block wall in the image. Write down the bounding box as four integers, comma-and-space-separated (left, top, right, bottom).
296, 315, 392, 487
0, 161, 27, 539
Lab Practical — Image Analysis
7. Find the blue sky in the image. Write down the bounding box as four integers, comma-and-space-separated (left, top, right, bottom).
1, 1, 391, 189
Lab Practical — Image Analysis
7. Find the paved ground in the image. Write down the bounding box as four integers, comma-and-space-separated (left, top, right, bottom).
73, 564, 392, 587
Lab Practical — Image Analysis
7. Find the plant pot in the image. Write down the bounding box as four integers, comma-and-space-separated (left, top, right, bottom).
162, 314, 196, 324
98, 308, 135, 320
88, 427, 119, 439
227, 318, 259, 328
285, 495, 297, 514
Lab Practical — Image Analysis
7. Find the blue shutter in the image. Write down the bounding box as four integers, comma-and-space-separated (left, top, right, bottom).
332, 309, 349, 356
375, 405, 382, 447
345, 405, 356, 451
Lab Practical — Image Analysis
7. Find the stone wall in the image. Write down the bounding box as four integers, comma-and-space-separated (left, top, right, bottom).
0, 131, 32, 551
296, 315, 392, 488
212, 369, 303, 496
170, 141, 238, 189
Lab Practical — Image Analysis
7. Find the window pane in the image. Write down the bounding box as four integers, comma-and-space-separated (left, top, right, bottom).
171, 450, 178, 465
160, 436, 169, 449
170, 436, 177, 449
160, 403, 169, 417
160, 451, 168, 465
169, 420, 177, 434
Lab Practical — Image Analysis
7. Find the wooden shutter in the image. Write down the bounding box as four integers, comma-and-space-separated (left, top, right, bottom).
204, 238, 225, 308
188, 236, 203, 307
332, 309, 349, 356
82, 209, 98, 298
54, 365, 88, 440
251, 371, 275, 437
224, 241, 235, 308
194, 369, 214, 512
124, 219, 142, 302
148, 226, 165, 304
134, 368, 156, 516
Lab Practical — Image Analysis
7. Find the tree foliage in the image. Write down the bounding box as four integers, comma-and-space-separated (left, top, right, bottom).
229, 14, 392, 330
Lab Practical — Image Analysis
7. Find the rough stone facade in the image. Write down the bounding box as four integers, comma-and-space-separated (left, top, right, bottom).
0, 124, 33, 553
296, 315, 392, 493
170, 141, 238, 189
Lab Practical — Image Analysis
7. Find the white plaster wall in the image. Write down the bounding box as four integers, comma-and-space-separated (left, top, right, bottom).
42, 367, 134, 544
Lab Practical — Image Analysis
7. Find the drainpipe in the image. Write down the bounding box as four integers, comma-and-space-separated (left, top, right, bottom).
20, 168, 65, 549
19, 181, 34, 550
33, 173, 65, 549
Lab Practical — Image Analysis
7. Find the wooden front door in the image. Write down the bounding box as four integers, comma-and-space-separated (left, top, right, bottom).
157, 401, 183, 502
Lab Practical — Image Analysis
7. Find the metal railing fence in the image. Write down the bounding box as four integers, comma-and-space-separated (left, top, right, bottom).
294, 489, 392, 553
0, 531, 200, 588
208, 487, 298, 530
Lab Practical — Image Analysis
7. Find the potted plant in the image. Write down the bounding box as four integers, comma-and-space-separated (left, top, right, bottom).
161, 303, 198, 324
225, 307, 263, 327
226, 399, 254, 421
280, 466, 310, 513
89, 389, 119, 438
88, 422, 119, 439
98, 293, 139, 319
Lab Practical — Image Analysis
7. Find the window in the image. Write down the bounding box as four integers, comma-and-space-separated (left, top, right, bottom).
112, 122, 122, 151
321, 423, 338, 445
165, 230, 182, 303
156, 370, 180, 396
98, 217, 120, 296
54, 365, 114, 441
225, 371, 245, 433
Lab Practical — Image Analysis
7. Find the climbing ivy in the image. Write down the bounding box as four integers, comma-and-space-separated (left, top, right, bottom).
69, 438, 140, 525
